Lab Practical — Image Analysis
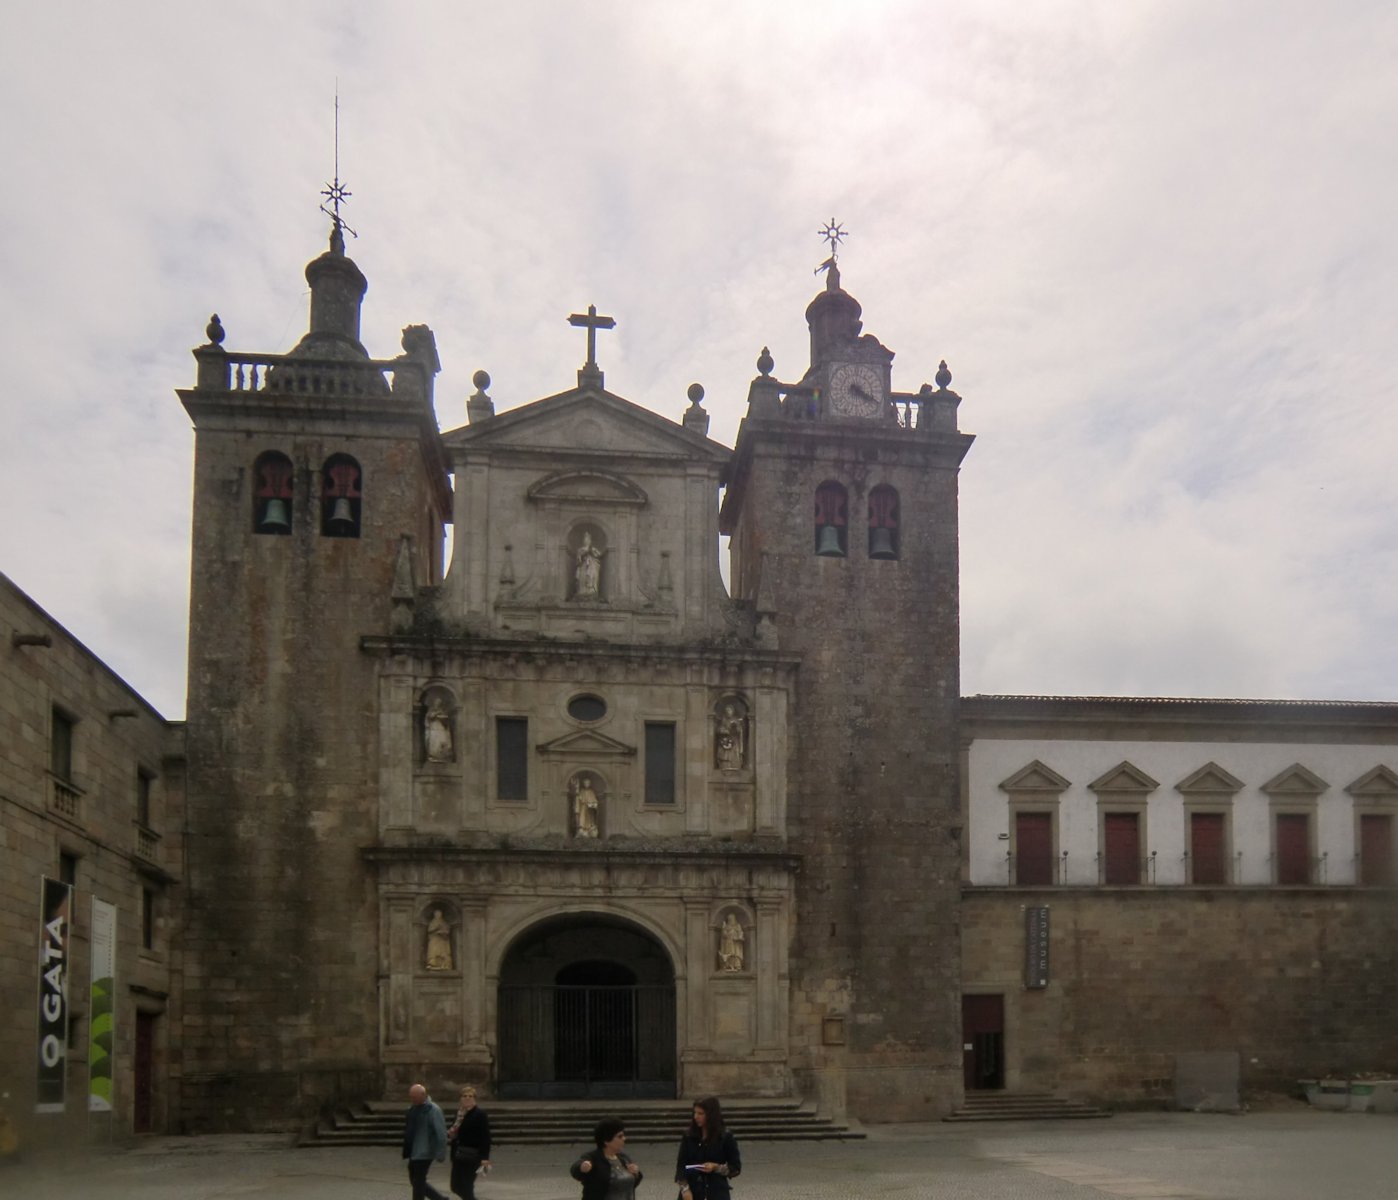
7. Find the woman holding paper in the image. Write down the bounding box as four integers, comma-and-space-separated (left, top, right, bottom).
674, 1097, 741, 1200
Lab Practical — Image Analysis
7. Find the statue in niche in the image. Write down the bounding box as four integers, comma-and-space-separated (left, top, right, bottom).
715, 702, 746, 770
574, 531, 605, 599
423, 695, 454, 763
425, 908, 454, 971
718, 913, 746, 972
572, 774, 600, 838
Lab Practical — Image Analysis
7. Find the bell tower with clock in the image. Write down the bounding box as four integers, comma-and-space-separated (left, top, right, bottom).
720, 228, 975, 1120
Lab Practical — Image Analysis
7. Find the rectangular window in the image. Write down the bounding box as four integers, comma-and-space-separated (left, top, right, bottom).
59, 852, 78, 888
644, 722, 676, 805
495, 717, 528, 801
1014, 812, 1055, 885
1102, 812, 1141, 885
51, 707, 75, 780
1189, 812, 1228, 884
1275, 813, 1311, 884
1358, 813, 1393, 886
142, 888, 156, 950
136, 769, 154, 828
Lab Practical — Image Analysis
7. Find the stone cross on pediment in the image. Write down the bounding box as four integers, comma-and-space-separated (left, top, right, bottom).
568, 304, 616, 386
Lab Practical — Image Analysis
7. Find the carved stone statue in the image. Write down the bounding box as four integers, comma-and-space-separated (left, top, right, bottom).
424, 696, 454, 763
574, 531, 604, 599
572, 774, 600, 838
716, 702, 745, 770
719, 913, 745, 972
425, 908, 453, 971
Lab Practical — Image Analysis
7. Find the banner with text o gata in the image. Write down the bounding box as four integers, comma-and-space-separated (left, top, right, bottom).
37, 877, 73, 1113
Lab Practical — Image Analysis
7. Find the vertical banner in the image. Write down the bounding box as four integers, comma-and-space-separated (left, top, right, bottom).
1024, 905, 1050, 989
37, 877, 73, 1113
89, 898, 117, 1112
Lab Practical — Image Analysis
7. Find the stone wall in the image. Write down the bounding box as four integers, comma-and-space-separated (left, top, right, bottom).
0, 573, 180, 1145
961, 887, 1398, 1104
725, 407, 973, 1121
177, 377, 446, 1130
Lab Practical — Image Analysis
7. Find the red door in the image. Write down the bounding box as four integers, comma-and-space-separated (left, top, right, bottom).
1103, 812, 1141, 884
1359, 814, 1393, 886
961, 994, 1004, 1090
1190, 812, 1227, 884
134, 1012, 155, 1133
1015, 812, 1054, 885
1276, 814, 1311, 884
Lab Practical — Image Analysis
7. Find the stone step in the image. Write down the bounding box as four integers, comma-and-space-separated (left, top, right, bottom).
943, 1093, 1111, 1122
304, 1099, 864, 1147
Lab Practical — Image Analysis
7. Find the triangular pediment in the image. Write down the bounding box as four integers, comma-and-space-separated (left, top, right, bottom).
536, 728, 637, 758
1260, 763, 1329, 797
1089, 760, 1160, 795
1176, 761, 1245, 797
999, 759, 1071, 795
443, 387, 731, 465
1345, 764, 1398, 799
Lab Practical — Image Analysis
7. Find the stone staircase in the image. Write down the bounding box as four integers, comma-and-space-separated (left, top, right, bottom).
304, 1098, 864, 1147
943, 1092, 1111, 1122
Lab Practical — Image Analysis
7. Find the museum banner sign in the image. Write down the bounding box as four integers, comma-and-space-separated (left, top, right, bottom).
1024, 904, 1050, 989
37, 877, 73, 1112
89, 898, 117, 1112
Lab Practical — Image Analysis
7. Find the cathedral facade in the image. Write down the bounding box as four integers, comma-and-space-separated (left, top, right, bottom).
173, 224, 968, 1130
4, 221, 1395, 1144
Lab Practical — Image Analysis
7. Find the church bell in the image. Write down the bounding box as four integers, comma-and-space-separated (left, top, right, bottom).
327, 497, 355, 532
868, 527, 897, 559
258, 499, 290, 532
815, 525, 845, 557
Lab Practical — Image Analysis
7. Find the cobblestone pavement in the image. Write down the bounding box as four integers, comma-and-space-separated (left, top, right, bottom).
4, 1111, 1394, 1200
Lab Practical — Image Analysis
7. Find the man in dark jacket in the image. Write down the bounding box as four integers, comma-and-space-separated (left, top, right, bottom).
403, 1083, 449, 1200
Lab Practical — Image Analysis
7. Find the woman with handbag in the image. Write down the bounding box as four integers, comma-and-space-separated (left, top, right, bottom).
571, 1117, 643, 1200
447, 1085, 492, 1200
674, 1097, 740, 1200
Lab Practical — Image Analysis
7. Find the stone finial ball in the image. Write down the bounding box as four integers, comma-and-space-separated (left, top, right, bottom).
206, 314, 225, 345
935, 360, 952, 389
757, 346, 774, 377
473, 370, 491, 391
687, 383, 705, 404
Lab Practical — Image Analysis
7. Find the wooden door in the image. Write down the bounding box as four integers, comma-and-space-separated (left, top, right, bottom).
961, 994, 1005, 1091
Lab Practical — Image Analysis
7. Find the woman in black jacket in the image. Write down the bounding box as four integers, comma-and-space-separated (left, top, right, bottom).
447, 1085, 492, 1200
571, 1117, 643, 1200
675, 1097, 740, 1200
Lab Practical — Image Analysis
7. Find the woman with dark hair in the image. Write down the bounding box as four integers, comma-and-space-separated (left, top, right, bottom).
571, 1117, 643, 1200
446, 1085, 492, 1200
675, 1097, 741, 1200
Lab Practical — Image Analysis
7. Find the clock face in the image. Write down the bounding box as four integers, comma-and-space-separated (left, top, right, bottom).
828, 363, 884, 418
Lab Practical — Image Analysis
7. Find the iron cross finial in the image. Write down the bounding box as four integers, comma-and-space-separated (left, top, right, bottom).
319, 89, 358, 240
817, 219, 847, 268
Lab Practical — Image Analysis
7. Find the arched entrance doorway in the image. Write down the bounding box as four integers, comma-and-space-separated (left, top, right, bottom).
497, 915, 676, 1099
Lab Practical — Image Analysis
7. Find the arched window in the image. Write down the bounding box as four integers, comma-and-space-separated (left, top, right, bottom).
252, 451, 294, 535
868, 485, 900, 560
814, 481, 847, 557
320, 454, 362, 538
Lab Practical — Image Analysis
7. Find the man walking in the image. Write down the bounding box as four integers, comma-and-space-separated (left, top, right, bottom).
403, 1083, 449, 1200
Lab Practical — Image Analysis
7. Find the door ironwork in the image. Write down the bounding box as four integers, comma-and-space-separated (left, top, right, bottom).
498, 984, 676, 1099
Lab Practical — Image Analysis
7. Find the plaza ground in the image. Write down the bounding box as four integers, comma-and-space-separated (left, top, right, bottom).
4, 1108, 1396, 1200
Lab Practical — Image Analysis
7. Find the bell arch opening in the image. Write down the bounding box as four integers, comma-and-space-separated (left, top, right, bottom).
497, 914, 676, 1099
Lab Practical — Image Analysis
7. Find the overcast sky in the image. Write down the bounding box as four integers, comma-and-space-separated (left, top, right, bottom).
3, 2, 1396, 719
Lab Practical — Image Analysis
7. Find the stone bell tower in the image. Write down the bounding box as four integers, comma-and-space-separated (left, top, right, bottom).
720, 251, 974, 1120
175, 218, 451, 1130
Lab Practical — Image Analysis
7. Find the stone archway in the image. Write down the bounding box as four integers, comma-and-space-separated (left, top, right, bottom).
497, 915, 676, 1098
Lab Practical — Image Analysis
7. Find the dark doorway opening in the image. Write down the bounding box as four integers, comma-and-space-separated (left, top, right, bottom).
498, 917, 676, 1099
962, 993, 1005, 1090
134, 1011, 156, 1132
